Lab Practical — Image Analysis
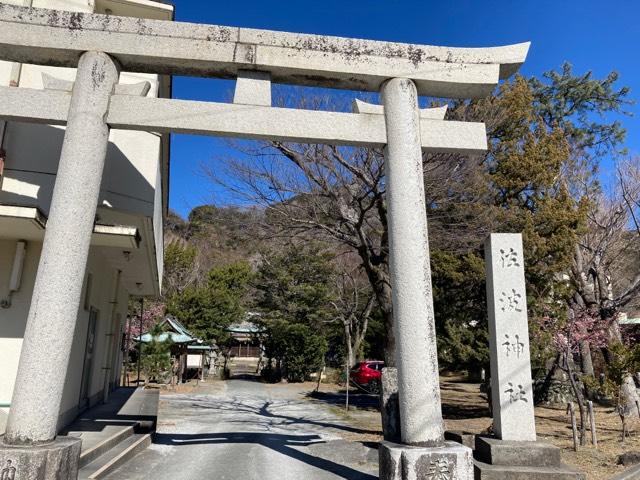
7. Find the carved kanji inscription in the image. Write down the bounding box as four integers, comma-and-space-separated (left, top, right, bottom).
504, 382, 528, 403
426, 458, 452, 480
0, 460, 16, 480
499, 289, 523, 312
502, 334, 525, 358
499, 247, 520, 268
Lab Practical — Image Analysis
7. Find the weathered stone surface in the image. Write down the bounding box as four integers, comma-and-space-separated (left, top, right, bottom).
474, 460, 586, 480
475, 437, 560, 467
0, 4, 529, 98
4, 52, 119, 444
379, 441, 403, 480
617, 451, 640, 466
620, 375, 640, 419
233, 70, 271, 106
484, 234, 536, 441
379, 441, 473, 480
444, 431, 476, 450
380, 368, 401, 443
0, 436, 81, 480
533, 377, 575, 405
353, 99, 448, 120
41, 73, 151, 96
0, 87, 488, 153
382, 78, 444, 446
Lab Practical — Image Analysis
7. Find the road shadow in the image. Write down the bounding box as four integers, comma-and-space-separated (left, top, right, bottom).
60, 388, 157, 433
307, 386, 490, 420
441, 401, 491, 419
184, 396, 380, 436
228, 373, 262, 381
307, 390, 380, 412
154, 432, 377, 480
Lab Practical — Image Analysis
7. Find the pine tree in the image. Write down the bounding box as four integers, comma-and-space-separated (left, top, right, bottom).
141, 323, 172, 384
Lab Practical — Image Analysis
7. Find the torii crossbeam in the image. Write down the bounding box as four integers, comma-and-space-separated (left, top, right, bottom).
0, 4, 528, 97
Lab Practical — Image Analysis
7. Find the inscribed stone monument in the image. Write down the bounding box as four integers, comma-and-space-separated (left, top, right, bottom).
485, 233, 536, 441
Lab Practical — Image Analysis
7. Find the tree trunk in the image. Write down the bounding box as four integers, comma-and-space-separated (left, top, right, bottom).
604, 317, 640, 418
353, 330, 365, 364
579, 340, 595, 377
375, 281, 395, 366
344, 323, 355, 368
579, 340, 596, 400
535, 354, 560, 404
621, 375, 640, 419
360, 256, 395, 365
382, 305, 395, 366
565, 351, 587, 446
315, 363, 324, 392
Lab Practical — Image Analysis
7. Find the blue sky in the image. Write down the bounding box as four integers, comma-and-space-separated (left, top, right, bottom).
167, 0, 640, 218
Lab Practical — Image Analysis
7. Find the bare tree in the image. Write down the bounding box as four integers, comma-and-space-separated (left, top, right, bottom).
162, 237, 200, 298
569, 157, 640, 412
203, 133, 401, 362
330, 267, 376, 367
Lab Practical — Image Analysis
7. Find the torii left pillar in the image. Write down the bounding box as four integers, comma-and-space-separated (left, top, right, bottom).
0, 51, 119, 480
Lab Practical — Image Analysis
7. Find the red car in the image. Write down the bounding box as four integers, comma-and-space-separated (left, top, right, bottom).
350, 361, 384, 393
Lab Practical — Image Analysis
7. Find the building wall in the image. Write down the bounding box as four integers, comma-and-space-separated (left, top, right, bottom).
57, 254, 129, 430
153, 150, 164, 290
1, 67, 162, 220
0, 2, 167, 295
0, 240, 129, 434
0, 239, 41, 433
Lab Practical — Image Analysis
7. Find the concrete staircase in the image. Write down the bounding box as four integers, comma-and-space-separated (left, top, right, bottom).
78, 428, 152, 479
60, 388, 159, 480
230, 358, 260, 378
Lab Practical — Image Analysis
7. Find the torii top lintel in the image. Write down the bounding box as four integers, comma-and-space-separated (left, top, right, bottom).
0, 4, 529, 99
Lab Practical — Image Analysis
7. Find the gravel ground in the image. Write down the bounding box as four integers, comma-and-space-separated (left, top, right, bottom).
320, 376, 640, 480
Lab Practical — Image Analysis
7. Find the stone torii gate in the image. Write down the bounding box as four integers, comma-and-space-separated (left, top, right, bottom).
0, 4, 529, 479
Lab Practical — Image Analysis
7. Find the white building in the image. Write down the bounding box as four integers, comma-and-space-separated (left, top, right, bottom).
0, 0, 173, 433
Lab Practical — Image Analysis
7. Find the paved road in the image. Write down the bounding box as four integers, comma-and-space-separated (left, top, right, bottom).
105, 379, 378, 480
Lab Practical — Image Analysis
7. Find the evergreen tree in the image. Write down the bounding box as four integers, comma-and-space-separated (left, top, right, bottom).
166, 261, 252, 345
433, 66, 629, 375
141, 323, 172, 384
254, 245, 333, 381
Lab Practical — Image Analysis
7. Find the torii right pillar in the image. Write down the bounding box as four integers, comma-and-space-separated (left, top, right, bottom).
378, 77, 473, 480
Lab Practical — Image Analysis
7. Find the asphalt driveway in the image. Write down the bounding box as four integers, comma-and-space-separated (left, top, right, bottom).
104, 378, 378, 480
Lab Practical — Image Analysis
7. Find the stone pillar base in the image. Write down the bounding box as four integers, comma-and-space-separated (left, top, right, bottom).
0, 436, 81, 480
474, 437, 585, 479
444, 430, 476, 450
380, 440, 474, 480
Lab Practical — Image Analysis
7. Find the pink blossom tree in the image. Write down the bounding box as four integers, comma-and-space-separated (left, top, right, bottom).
123, 301, 165, 366
553, 306, 611, 445
125, 301, 165, 349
